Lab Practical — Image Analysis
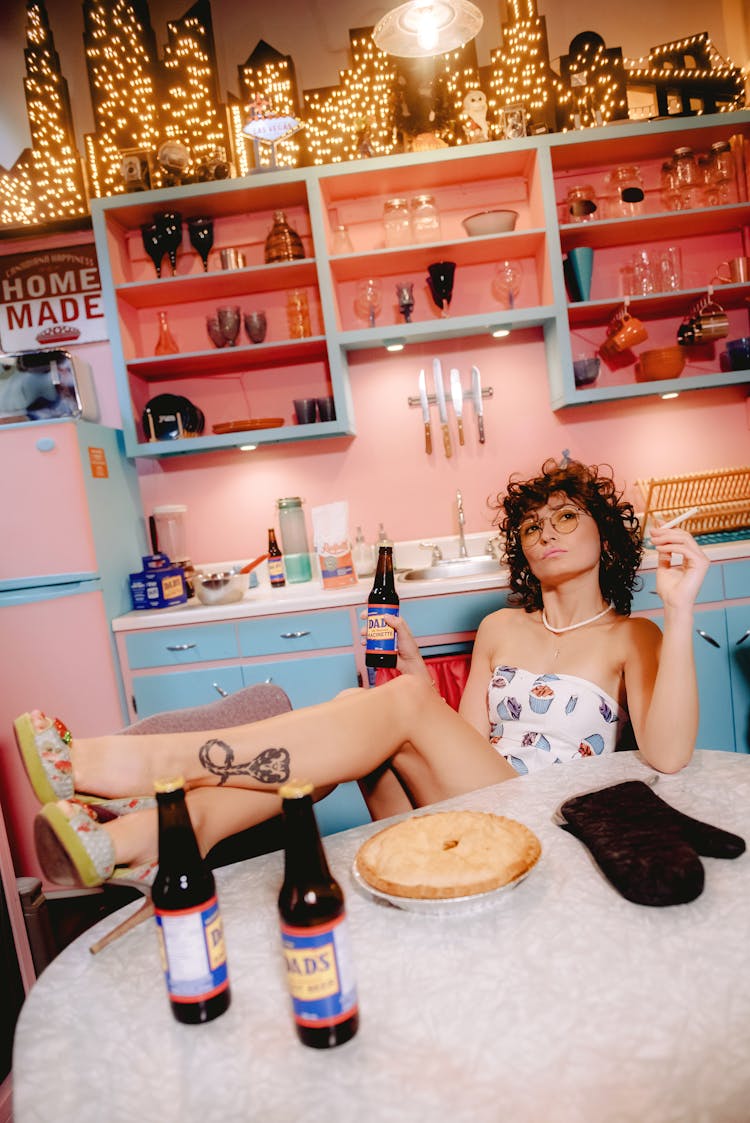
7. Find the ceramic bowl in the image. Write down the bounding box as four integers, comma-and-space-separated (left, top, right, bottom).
573, 357, 600, 386
461, 209, 518, 237
725, 337, 750, 371
193, 570, 248, 605
635, 346, 686, 381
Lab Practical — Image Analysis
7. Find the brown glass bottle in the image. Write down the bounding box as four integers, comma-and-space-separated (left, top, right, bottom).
267, 528, 286, 588
152, 777, 230, 1024
365, 543, 399, 668
264, 210, 304, 263
278, 781, 359, 1049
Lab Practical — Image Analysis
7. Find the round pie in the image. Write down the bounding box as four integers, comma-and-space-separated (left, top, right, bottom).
355, 810, 541, 900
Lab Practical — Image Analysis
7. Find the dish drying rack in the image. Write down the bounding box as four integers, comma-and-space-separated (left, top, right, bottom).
637, 467, 750, 538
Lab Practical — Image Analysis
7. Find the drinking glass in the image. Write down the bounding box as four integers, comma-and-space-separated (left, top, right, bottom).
141, 222, 166, 278
658, 246, 682, 292
187, 216, 214, 272
426, 261, 455, 316
491, 260, 522, 309
244, 311, 267, 344
154, 211, 183, 275
206, 316, 226, 348
354, 278, 382, 327
396, 281, 415, 323
217, 305, 241, 347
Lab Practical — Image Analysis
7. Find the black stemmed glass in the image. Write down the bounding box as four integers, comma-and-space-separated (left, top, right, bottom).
141, 222, 166, 279
426, 261, 456, 317
154, 211, 183, 275
396, 281, 415, 323
187, 216, 214, 272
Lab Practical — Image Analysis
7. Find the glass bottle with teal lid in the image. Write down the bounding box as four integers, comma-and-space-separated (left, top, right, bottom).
277, 497, 312, 583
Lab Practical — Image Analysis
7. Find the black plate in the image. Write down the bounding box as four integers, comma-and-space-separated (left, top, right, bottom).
143, 393, 201, 440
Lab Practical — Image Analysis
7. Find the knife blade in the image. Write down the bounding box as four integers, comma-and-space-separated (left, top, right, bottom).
433, 358, 452, 457
450, 368, 464, 446
418, 368, 432, 455
471, 364, 485, 444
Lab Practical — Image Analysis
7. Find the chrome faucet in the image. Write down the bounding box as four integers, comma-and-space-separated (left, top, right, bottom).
456, 489, 468, 558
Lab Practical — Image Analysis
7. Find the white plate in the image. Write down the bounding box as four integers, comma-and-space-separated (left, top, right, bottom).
351, 858, 536, 916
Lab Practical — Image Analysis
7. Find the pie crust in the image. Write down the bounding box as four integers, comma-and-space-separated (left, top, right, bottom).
355, 811, 542, 900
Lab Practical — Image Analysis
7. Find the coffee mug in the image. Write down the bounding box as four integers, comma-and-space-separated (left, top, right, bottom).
677, 303, 730, 346
714, 256, 750, 284
607, 312, 648, 352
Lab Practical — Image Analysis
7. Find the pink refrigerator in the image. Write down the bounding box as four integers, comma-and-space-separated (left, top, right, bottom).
0, 418, 147, 891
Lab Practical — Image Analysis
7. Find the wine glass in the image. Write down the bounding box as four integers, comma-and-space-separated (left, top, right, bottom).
154, 211, 183, 275
354, 278, 382, 327
396, 281, 415, 323
217, 305, 241, 347
244, 311, 267, 344
206, 315, 226, 348
426, 261, 456, 317
187, 216, 214, 272
141, 222, 166, 278
492, 260, 522, 309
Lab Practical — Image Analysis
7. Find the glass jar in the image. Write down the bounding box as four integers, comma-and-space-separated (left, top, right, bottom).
286, 289, 312, 339
276, 497, 312, 583
707, 140, 736, 205
565, 184, 597, 223
606, 165, 645, 217
383, 198, 412, 247
672, 148, 701, 209
331, 224, 354, 254
410, 194, 441, 242
660, 160, 681, 211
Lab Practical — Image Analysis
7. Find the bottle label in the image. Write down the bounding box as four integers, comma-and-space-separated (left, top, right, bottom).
155, 896, 229, 1003
366, 604, 399, 654
280, 915, 358, 1028
268, 556, 285, 585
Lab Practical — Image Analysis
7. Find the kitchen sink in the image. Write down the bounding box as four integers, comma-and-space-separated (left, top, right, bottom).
401, 556, 502, 581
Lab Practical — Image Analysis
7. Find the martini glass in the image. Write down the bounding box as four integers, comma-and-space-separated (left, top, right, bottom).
141, 222, 166, 278
396, 281, 415, 323
426, 261, 456, 317
187, 216, 214, 272
492, 260, 522, 309
154, 211, 183, 275
354, 278, 382, 327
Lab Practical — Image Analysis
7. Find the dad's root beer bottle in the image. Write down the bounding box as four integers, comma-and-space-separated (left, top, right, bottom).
365, 541, 399, 669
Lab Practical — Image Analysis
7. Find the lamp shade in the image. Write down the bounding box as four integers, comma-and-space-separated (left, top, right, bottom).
373, 0, 483, 58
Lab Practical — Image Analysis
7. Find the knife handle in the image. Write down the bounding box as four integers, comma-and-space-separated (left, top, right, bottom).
424, 421, 432, 455
477, 416, 485, 444
441, 423, 452, 457
457, 418, 465, 446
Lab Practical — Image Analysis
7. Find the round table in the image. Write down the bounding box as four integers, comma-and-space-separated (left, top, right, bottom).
12, 750, 750, 1123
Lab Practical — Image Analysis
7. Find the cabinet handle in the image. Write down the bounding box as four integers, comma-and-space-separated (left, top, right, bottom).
736, 629, 750, 647
280, 631, 311, 639
166, 643, 197, 651
696, 629, 720, 648
213, 683, 229, 697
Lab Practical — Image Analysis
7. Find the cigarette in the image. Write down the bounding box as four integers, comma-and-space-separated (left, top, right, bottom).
654, 506, 700, 530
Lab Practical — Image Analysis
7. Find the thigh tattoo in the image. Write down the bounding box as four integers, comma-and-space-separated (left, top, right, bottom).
198, 739, 291, 786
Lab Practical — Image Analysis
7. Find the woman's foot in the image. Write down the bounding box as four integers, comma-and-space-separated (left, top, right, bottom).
34, 799, 158, 891
14, 711, 76, 803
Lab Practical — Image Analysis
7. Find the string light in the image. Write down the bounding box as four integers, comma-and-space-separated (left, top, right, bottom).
239, 51, 302, 169
487, 0, 556, 133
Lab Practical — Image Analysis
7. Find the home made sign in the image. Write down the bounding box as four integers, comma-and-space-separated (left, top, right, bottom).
0, 245, 106, 352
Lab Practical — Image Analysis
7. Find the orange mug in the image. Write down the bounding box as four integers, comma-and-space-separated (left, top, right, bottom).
714, 256, 750, 284
607, 312, 648, 352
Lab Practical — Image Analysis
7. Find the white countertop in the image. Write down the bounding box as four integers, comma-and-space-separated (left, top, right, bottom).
112, 537, 750, 633
13, 750, 750, 1123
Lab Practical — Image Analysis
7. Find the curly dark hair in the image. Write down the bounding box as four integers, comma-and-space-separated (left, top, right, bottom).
494, 458, 643, 615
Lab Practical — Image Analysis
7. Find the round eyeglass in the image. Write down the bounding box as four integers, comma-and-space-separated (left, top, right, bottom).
519, 506, 582, 546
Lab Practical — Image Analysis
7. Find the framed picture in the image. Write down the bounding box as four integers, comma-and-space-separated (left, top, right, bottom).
0, 350, 95, 425
498, 105, 528, 140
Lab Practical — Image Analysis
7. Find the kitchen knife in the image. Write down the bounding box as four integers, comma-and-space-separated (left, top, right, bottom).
450, 368, 465, 446
433, 358, 452, 457
471, 364, 485, 444
418, 368, 432, 455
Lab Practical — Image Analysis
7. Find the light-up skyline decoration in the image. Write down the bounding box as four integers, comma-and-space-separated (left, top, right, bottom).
623, 34, 744, 118
237, 41, 303, 170
161, 1, 229, 168
0, 2, 87, 228
555, 33, 628, 131
488, 0, 557, 135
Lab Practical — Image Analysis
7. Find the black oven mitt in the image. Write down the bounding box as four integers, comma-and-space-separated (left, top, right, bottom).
557, 780, 745, 907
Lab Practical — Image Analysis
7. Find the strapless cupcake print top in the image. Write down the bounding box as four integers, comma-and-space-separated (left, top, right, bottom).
487, 666, 628, 775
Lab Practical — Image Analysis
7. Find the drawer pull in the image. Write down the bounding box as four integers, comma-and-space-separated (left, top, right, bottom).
213, 683, 229, 697
166, 643, 197, 652
736, 629, 750, 647
280, 630, 311, 639
696, 629, 720, 649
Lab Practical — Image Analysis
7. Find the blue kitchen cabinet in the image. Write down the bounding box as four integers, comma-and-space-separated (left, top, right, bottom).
131, 664, 245, 717
726, 602, 750, 754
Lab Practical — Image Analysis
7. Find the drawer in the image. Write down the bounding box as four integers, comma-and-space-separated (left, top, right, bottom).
131, 666, 245, 717
237, 609, 353, 657
124, 623, 238, 669
401, 590, 508, 638
723, 559, 750, 601
631, 562, 724, 612
241, 653, 357, 708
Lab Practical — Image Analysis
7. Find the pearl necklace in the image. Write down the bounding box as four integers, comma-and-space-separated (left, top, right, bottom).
541, 602, 613, 635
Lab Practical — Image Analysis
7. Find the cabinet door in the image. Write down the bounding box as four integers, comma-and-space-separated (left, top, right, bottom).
726, 602, 750, 754
401, 590, 508, 638
241, 653, 357, 709
131, 666, 245, 717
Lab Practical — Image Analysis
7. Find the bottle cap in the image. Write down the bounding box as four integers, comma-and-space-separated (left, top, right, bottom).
154, 776, 186, 793
279, 779, 314, 800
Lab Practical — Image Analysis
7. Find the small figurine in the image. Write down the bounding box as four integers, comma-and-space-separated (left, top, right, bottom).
462, 88, 489, 143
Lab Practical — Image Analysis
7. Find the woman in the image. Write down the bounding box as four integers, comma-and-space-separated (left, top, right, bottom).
15, 458, 708, 894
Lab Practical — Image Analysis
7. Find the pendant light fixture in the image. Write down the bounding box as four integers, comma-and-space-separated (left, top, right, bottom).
373, 0, 484, 58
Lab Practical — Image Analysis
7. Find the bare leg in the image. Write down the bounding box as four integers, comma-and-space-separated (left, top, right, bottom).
50, 678, 515, 804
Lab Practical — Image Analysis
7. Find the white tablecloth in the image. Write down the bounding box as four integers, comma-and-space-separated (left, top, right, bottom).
12, 750, 750, 1123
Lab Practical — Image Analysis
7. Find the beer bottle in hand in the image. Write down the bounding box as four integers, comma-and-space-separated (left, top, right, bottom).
278, 780, 359, 1048
267, 528, 286, 588
365, 541, 399, 668
152, 776, 230, 1024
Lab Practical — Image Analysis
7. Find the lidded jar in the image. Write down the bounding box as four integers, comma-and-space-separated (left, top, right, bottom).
565, 184, 597, 223
606, 165, 645, 217
410, 194, 441, 242
265, 210, 305, 263
672, 147, 701, 209
707, 140, 736, 205
383, 198, 412, 247
276, 497, 312, 583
